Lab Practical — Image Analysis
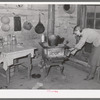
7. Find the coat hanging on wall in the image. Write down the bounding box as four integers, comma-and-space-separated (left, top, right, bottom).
14, 16, 21, 31
35, 13, 45, 34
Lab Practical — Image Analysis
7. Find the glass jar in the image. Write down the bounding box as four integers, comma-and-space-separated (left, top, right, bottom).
12, 35, 17, 45
0, 36, 3, 48
7, 34, 12, 45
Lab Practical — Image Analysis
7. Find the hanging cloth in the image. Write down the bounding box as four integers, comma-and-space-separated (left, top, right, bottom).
14, 16, 21, 31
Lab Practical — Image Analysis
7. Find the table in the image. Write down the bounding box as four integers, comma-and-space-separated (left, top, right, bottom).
0, 44, 37, 83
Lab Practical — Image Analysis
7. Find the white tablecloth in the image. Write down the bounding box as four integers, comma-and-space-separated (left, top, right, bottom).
0, 47, 36, 70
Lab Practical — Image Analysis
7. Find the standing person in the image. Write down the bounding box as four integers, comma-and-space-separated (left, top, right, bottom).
69, 25, 100, 80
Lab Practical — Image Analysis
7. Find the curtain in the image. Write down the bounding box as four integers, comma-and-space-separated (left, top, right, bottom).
77, 5, 86, 29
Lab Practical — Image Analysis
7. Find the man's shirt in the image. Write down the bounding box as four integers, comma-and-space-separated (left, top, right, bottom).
75, 28, 100, 49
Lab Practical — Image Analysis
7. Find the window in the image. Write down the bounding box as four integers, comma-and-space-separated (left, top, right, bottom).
86, 5, 100, 29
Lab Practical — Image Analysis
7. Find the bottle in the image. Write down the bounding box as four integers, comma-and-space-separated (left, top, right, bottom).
41, 34, 45, 42
12, 35, 17, 45
7, 34, 12, 45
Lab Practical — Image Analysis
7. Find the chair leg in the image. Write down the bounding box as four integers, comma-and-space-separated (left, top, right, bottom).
44, 65, 51, 78
27, 53, 32, 79
6, 67, 10, 84
96, 67, 100, 82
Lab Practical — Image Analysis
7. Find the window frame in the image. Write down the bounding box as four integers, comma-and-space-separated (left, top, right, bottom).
85, 5, 100, 29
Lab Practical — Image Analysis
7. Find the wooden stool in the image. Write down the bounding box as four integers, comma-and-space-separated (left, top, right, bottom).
6, 53, 32, 84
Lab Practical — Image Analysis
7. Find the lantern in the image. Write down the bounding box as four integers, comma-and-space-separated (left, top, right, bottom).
1, 16, 10, 24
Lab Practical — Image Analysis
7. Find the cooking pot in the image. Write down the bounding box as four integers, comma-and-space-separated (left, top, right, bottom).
23, 21, 33, 30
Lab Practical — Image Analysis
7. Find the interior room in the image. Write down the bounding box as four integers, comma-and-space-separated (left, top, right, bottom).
0, 3, 100, 89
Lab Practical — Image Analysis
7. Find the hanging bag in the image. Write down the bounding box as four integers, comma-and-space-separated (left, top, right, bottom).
23, 21, 33, 30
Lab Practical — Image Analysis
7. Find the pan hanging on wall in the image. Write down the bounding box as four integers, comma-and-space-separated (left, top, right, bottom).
35, 13, 45, 34
63, 5, 75, 14
1, 24, 10, 32
1, 16, 10, 24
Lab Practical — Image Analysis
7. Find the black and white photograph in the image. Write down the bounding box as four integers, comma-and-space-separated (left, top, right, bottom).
0, 2, 100, 94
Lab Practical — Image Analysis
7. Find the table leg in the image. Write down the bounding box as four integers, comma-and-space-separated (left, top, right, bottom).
44, 65, 51, 78
6, 67, 10, 84
27, 53, 32, 79
13, 59, 19, 72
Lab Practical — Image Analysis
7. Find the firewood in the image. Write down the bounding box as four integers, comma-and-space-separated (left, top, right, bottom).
68, 57, 90, 68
